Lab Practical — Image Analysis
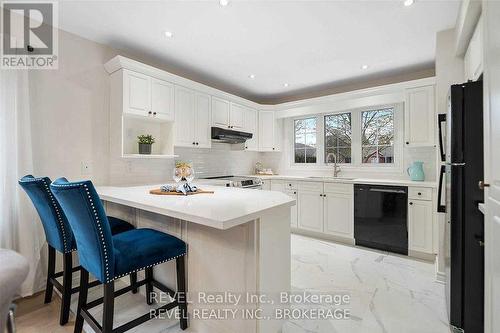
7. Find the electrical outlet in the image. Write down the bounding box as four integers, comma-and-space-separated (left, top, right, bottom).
81, 161, 93, 175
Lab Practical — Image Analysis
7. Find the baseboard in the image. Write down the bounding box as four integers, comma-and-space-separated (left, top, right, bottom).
291, 228, 355, 246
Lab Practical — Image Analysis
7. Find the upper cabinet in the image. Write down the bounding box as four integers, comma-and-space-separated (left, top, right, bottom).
123, 70, 174, 121
242, 107, 258, 151
259, 111, 281, 152
464, 16, 483, 82
211, 98, 246, 130
404, 85, 435, 147
174, 86, 211, 149
212, 97, 230, 128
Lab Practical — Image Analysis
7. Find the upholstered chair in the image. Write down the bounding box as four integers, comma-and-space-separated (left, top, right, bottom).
50, 178, 188, 333
18, 175, 137, 325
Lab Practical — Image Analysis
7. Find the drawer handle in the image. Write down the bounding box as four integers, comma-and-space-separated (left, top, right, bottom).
409, 202, 413, 205
418, 192, 422, 195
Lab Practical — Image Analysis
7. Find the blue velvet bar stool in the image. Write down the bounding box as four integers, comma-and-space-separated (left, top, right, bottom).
18, 175, 138, 326
50, 178, 188, 333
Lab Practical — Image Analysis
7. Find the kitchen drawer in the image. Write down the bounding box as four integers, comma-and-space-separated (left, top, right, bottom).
408, 187, 432, 201
298, 181, 323, 192
284, 181, 298, 190
324, 182, 353, 194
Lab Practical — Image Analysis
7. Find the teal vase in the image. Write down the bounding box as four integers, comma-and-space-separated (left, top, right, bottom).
407, 161, 425, 181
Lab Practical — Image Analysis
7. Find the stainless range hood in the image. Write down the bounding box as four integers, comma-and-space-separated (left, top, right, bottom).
211, 127, 252, 144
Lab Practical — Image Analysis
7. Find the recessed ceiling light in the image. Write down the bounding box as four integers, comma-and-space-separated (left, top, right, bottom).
283, 83, 289, 87
361, 64, 369, 70
219, 0, 229, 6
404, 0, 414, 6
249, 74, 256, 79
164, 31, 173, 38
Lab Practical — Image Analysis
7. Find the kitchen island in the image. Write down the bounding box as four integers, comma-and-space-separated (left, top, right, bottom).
96, 184, 295, 333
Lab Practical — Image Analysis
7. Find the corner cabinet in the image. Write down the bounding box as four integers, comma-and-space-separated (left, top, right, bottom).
259, 111, 281, 152
123, 70, 174, 121
174, 87, 211, 149
404, 85, 435, 147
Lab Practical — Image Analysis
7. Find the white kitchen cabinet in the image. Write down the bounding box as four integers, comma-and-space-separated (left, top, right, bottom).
260, 179, 271, 190
298, 189, 324, 233
174, 87, 211, 148
194, 93, 212, 148
212, 97, 230, 128
286, 189, 298, 228
270, 180, 285, 192
259, 111, 281, 152
408, 199, 433, 254
404, 85, 435, 147
174, 86, 195, 147
151, 78, 174, 121
243, 107, 258, 151
464, 16, 483, 82
123, 70, 174, 121
229, 103, 245, 129
323, 190, 353, 238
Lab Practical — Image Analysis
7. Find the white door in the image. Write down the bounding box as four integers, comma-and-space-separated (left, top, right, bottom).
298, 190, 323, 232
194, 93, 211, 148
229, 103, 245, 129
404, 85, 435, 146
323, 192, 353, 238
483, 2, 500, 331
124, 70, 151, 117
151, 78, 174, 121
285, 189, 298, 228
259, 111, 275, 151
212, 97, 230, 128
243, 108, 258, 151
408, 200, 433, 253
174, 86, 195, 147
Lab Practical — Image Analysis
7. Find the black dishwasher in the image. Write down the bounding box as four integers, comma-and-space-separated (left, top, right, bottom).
354, 184, 408, 255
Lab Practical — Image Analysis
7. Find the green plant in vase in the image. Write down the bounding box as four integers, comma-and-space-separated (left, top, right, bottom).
137, 134, 155, 155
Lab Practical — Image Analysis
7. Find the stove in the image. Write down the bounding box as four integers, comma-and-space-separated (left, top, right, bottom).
202, 175, 263, 189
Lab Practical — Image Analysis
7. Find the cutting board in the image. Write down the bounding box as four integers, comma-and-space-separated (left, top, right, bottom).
149, 188, 214, 196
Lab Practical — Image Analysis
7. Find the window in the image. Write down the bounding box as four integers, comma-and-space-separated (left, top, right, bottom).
324, 113, 352, 163
294, 118, 317, 163
361, 108, 394, 164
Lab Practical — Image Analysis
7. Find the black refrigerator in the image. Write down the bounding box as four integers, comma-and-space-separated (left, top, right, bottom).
437, 80, 484, 333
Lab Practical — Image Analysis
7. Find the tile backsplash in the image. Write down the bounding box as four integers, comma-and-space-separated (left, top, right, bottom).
109, 143, 260, 186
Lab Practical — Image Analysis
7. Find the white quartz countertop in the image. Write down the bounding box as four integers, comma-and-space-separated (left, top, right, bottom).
250, 174, 438, 188
96, 184, 295, 230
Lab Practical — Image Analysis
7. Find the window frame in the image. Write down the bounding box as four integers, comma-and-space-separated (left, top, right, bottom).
289, 103, 403, 171
293, 117, 318, 164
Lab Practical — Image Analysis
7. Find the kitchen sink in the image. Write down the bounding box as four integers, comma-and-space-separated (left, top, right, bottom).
307, 176, 355, 180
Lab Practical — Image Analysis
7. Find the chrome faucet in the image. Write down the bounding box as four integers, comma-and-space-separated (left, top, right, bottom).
326, 153, 341, 177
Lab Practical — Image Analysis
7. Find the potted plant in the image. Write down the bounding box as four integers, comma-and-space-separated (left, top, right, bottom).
137, 134, 155, 155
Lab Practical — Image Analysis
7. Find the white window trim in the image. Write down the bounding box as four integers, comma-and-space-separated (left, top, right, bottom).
288, 103, 404, 173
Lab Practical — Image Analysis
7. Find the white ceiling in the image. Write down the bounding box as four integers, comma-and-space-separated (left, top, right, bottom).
58, 0, 460, 103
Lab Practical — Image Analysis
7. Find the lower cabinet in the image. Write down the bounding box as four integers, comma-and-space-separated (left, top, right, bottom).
297, 189, 324, 233
408, 199, 433, 253
323, 192, 353, 238
285, 189, 298, 228
261, 179, 271, 190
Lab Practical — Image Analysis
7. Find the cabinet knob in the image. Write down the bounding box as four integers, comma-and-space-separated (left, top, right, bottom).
418, 192, 422, 195
192, 142, 195, 145
409, 202, 413, 205
478, 181, 490, 190
406, 141, 409, 145
272, 148, 275, 150
196, 142, 199, 145
148, 111, 152, 115
153, 112, 157, 116
293, 191, 296, 194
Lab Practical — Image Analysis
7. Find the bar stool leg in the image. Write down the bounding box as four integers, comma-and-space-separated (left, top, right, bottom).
60, 252, 73, 325
145, 267, 154, 305
74, 269, 89, 333
176, 256, 188, 330
130, 272, 138, 294
44, 245, 55, 304
102, 282, 115, 333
